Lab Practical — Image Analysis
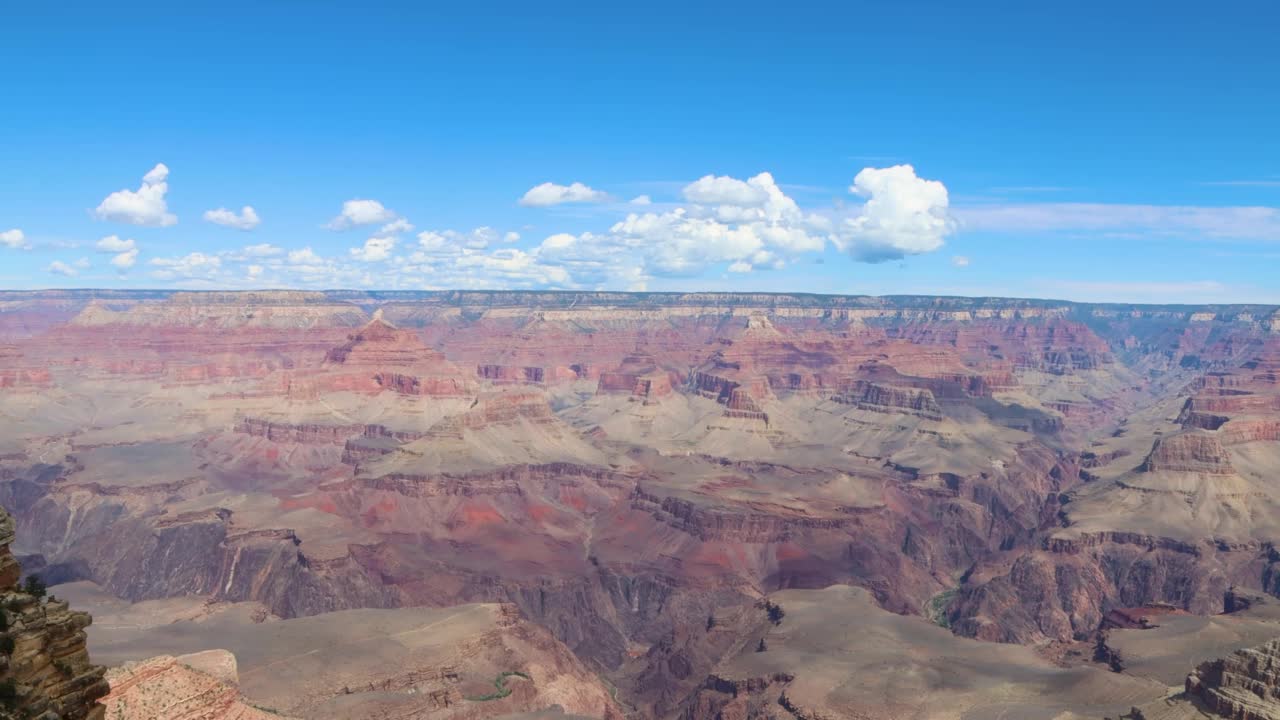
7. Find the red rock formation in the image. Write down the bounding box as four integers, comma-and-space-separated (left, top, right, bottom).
831, 380, 944, 420
597, 352, 676, 402
100, 652, 289, 720
1140, 432, 1236, 475
314, 315, 469, 396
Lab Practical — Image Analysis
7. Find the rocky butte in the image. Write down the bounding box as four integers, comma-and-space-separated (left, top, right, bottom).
1, 290, 1280, 719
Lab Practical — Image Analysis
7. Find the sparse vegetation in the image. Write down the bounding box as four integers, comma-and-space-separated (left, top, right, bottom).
706, 613, 716, 631
0, 636, 14, 655
465, 670, 532, 701
926, 589, 957, 629
765, 600, 785, 625
756, 637, 768, 652
21, 576, 45, 600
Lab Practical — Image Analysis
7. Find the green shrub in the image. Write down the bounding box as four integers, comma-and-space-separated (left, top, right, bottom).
465, 671, 532, 701
765, 601, 785, 625
22, 576, 46, 600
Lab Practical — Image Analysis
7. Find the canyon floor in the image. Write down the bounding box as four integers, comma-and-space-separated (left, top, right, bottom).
3, 290, 1280, 719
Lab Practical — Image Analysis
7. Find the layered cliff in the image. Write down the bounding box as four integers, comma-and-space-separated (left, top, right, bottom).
1187, 639, 1280, 720
0, 508, 108, 720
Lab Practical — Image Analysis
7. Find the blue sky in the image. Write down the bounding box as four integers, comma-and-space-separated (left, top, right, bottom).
2, 1, 1278, 302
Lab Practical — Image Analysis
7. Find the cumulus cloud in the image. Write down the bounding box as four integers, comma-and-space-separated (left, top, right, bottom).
836, 164, 955, 262
598, 172, 828, 276
127, 167, 961, 291
540, 233, 578, 251
47, 260, 78, 276
95, 235, 136, 253
417, 226, 508, 252
203, 206, 261, 230
94, 163, 178, 227
326, 199, 397, 230
1, 229, 28, 249
150, 252, 222, 280
350, 236, 397, 262
630, 195, 653, 206
952, 255, 971, 267
111, 249, 139, 269
378, 218, 414, 235
94, 236, 138, 270
518, 182, 609, 207
683, 174, 774, 206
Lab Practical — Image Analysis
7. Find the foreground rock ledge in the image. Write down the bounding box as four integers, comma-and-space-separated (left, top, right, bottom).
0, 507, 108, 720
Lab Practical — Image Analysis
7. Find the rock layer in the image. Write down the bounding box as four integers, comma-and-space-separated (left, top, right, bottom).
0, 507, 108, 720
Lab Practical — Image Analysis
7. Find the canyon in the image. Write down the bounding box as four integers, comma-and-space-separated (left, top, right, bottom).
1, 290, 1279, 718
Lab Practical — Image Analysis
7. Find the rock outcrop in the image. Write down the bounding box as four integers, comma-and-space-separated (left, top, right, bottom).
0, 507, 108, 720
100, 651, 291, 720
1187, 639, 1280, 720
1139, 432, 1236, 475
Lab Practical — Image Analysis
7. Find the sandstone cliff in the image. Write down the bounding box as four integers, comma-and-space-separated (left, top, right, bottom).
100, 650, 291, 720
1187, 639, 1280, 720
0, 507, 108, 720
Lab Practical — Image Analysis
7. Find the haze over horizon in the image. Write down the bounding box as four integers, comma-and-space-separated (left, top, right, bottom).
3, 2, 1278, 303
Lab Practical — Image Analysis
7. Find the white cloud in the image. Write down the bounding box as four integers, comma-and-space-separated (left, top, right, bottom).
326, 199, 397, 230
203, 206, 261, 230
378, 218, 414, 235
836, 164, 955, 262
518, 182, 609, 207
417, 226, 506, 252
74, 257, 91, 269
540, 233, 577, 251
684, 174, 773, 206
288, 247, 322, 264
47, 260, 78, 277
93, 163, 177, 227
630, 195, 653, 206
95, 236, 139, 270
94, 235, 136, 253
111, 249, 139, 269
241, 243, 283, 257
149, 252, 222, 280
452, 247, 572, 287
247, 264, 264, 279
1, 229, 28, 249
350, 236, 397, 262
599, 172, 827, 277
951, 255, 971, 267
